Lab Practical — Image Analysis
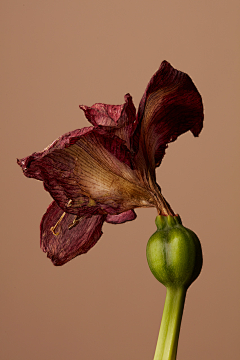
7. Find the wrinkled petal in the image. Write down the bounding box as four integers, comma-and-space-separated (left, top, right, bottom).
134, 61, 204, 178
17, 128, 92, 181
80, 94, 136, 149
40, 201, 106, 266
18, 127, 155, 217
106, 209, 137, 224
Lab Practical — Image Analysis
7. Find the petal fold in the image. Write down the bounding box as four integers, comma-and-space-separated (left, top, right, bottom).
40, 201, 106, 265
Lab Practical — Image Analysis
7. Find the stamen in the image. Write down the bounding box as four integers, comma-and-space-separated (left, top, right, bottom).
50, 199, 72, 236
68, 216, 81, 230
50, 212, 66, 236
67, 199, 72, 207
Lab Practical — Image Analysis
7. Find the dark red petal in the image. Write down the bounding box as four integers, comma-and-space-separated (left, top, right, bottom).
18, 127, 155, 216
40, 201, 106, 266
134, 61, 204, 175
80, 94, 136, 149
80, 94, 136, 128
17, 127, 93, 181
80, 102, 123, 127
106, 209, 137, 224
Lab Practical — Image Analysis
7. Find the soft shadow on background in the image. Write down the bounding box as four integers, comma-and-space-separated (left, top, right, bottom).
1, 1, 239, 359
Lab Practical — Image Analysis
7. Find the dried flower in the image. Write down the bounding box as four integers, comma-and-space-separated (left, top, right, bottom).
17, 61, 203, 265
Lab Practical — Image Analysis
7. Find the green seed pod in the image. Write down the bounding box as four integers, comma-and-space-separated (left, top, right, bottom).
146, 215, 202, 289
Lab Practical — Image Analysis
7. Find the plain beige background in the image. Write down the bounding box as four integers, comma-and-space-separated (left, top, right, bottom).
1, 1, 239, 359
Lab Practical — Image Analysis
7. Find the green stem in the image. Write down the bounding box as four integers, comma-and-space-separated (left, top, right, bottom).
153, 287, 186, 360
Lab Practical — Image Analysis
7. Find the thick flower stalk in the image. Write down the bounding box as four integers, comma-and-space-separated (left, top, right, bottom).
17, 60, 203, 266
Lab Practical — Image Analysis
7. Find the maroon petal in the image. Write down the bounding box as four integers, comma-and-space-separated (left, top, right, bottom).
18, 127, 155, 217
80, 93, 135, 127
134, 61, 204, 176
80, 94, 136, 149
17, 127, 92, 181
40, 201, 106, 266
80, 101, 124, 127
106, 209, 137, 224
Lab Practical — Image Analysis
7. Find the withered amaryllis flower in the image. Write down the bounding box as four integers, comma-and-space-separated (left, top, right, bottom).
17, 61, 203, 266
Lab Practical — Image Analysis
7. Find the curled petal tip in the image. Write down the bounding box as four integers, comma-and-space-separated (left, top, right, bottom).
124, 93, 131, 101
79, 105, 87, 110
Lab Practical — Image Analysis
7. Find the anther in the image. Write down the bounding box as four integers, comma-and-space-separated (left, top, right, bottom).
67, 199, 72, 207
